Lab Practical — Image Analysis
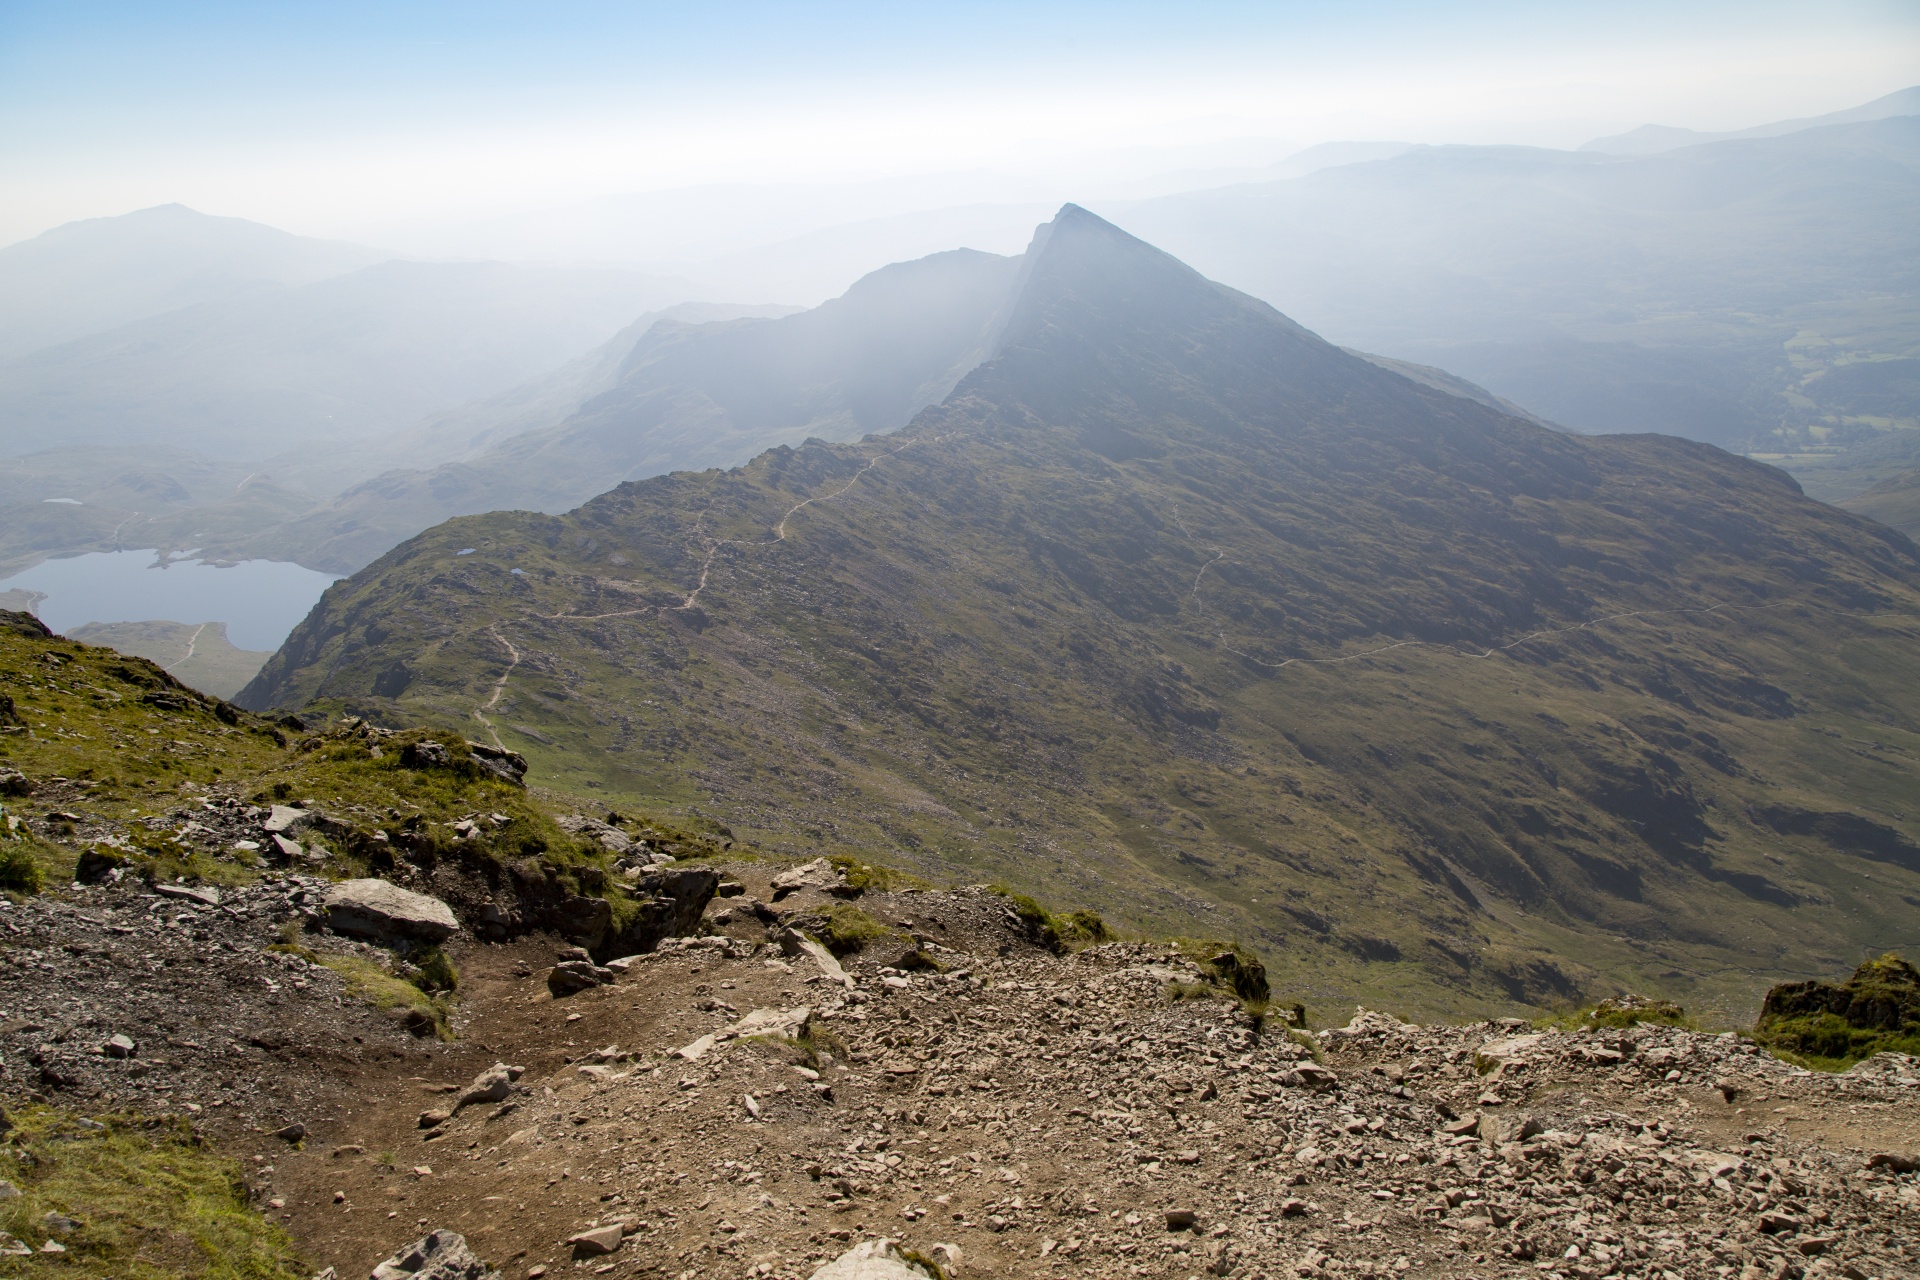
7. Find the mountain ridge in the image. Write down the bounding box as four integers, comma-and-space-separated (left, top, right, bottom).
242, 206, 1920, 1018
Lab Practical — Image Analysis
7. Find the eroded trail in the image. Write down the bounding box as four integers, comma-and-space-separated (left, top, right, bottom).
163, 621, 208, 674
470, 625, 522, 749
254, 868, 1920, 1280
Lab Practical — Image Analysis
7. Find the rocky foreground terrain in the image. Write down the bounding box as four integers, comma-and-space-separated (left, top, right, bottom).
4, 849, 1916, 1280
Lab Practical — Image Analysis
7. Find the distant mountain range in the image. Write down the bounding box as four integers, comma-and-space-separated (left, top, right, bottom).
0, 234, 691, 463
1580, 84, 1920, 155
2, 87, 1914, 597
241, 207, 1920, 1017
1108, 114, 1920, 456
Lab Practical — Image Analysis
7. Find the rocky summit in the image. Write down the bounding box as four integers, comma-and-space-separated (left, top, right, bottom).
240, 206, 1920, 1020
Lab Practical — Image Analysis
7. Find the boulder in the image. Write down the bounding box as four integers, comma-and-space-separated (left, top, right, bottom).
601, 867, 720, 956
566, 1225, 623, 1259
808, 1238, 940, 1280
549, 960, 613, 996
324, 879, 458, 943
400, 741, 453, 770
1475, 1033, 1547, 1074
455, 1063, 523, 1110
777, 928, 855, 989
74, 848, 125, 884
1282, 1063, 1338, 1091
0, 769, 30, 797
368, 1229, 500, 1280
465, 741, 528, 786
155, 882, 221, 906
552, 896, 614, 950
772, 857, 845, 899
264, 805, 318, 835
1477, 1111, 1543, 1145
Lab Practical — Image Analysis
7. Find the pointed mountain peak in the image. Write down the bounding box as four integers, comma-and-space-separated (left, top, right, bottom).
992, 203, 1312, 360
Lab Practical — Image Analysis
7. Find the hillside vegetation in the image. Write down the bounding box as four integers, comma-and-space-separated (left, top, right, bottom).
240, 208, 1920, 1023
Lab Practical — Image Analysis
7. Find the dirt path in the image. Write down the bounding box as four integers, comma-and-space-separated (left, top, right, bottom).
163, 621, 208, 674
471, 625, 522, 749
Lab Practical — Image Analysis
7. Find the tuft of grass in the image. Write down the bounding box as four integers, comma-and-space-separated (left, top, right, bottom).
409, 947, 459, 995
0, 839, 43, 893
988, 886, 1064, 952
311, 953, 452, 1038
270, 932, 453, 1039
758, 1026, 849, 1070
0, 1105, 307, 1280
1538, 994, 1693, 1033
1055, 909, 1111, 945
827, 855, 929, 894
1170, 937, 1271, 1012
814, 904, 894, 957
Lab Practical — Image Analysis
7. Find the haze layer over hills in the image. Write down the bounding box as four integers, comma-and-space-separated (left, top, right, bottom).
242, 208, 1920, 1018
1110, 116, 1920, 455
229, 249, 1023, 572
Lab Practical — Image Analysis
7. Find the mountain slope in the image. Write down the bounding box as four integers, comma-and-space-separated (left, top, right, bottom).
241, 207, 1920, 1019
0, 203, 384, 360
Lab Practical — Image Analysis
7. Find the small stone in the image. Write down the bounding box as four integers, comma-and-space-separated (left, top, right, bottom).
1165, 1209, 1198, 1231
419, 1109, 452, 1129
105, 1034, 135, 1058
567, 1224, 624, 1258
274, 1123, 307, 1142
155, 882, 221, 906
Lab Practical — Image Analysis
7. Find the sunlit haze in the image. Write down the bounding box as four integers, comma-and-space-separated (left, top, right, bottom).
4, 0, 1917, 268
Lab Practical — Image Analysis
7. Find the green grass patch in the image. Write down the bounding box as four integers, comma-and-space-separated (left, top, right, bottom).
0, 1105, 307, 1280
814, 904, 895, 957
827, 855, 930, 894
1537, 994, 1694, 1033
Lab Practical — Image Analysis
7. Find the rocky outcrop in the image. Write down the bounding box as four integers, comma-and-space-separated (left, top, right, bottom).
1757, 953, 1920, 1062
598, 866, 719, 959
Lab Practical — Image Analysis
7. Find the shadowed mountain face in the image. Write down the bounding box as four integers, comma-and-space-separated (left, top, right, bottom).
242, 207, 1920, 1018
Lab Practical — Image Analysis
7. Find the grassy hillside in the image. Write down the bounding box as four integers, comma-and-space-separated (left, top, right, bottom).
241, 208, 1920, 1024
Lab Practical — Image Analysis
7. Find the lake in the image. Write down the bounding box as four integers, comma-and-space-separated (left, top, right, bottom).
0, 550, 342, 651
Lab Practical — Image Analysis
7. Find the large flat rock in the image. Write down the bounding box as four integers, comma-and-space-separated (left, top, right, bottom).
324, 878, 459, 943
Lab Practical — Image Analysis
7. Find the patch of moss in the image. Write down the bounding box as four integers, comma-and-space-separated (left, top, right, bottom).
0, 1105, 307, 1280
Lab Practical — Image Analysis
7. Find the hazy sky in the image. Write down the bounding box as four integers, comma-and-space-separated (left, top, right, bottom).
3, 0, 1917, 247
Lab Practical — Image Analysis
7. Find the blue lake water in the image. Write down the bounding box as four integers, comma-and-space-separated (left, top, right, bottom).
0, 550, 342, 651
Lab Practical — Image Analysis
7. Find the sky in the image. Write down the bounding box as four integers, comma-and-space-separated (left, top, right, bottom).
2, 0, 1918, 251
